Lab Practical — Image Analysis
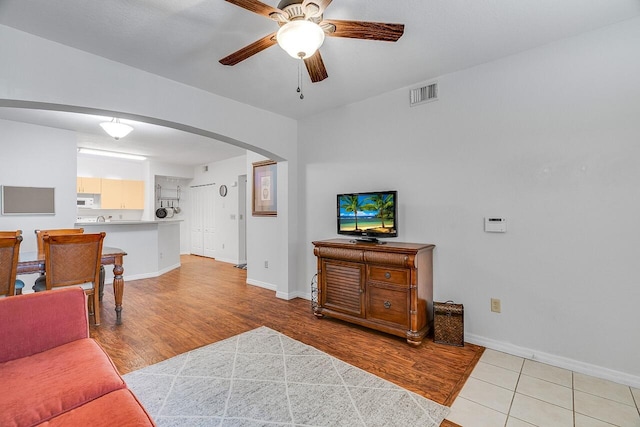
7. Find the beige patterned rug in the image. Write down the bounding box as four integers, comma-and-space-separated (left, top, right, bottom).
124, 326, 450, 426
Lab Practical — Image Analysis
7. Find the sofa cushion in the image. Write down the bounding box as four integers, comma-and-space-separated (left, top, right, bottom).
0, 338, 126, 427
35, 389, 155, 426
0, 288, 88, 364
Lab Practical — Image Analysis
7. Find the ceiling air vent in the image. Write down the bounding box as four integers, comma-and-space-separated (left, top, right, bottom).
410, 82, 438, 107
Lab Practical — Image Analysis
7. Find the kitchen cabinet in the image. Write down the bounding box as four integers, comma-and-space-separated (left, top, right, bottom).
313, 239, 435, 346
101, 179, 144, 209
76, 177, 101, 194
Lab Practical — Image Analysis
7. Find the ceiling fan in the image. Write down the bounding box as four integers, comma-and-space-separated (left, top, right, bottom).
219, 0, 405, 83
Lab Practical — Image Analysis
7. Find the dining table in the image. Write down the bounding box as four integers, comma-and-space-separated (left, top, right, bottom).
17, 247, 127, 325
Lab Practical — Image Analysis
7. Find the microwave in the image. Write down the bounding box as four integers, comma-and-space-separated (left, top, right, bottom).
77, 197, 95, 208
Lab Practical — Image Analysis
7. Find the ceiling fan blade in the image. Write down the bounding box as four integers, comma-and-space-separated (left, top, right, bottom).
224, 0, 286, 21
219, 32, 277, 66
302, 0, 332, 17
304, 51, 328, 83
323, 19, 405, 42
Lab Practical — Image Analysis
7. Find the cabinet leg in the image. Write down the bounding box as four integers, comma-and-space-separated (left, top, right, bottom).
406, 337, 422, 347
99, 266, 105, 302
406, 326, 429, 346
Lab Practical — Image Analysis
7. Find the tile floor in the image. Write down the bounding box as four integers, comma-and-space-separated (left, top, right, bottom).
446, 349, 640, 427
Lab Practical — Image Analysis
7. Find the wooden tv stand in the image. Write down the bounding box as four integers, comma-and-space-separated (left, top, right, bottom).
312, 239, 435, 346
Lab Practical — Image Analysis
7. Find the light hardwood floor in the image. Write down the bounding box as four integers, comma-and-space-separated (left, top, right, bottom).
91, 255, 481, 426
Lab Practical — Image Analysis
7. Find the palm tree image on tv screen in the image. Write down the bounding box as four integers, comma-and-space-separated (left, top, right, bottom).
338, 192, 397, 236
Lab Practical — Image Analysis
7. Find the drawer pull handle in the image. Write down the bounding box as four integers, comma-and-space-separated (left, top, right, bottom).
384, 272, 391, 279
383, 301, 392, 309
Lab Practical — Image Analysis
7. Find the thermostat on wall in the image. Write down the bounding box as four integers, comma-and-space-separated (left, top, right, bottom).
485, 217, 507, 233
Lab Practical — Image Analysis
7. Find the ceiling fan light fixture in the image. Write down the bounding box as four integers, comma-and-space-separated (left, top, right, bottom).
276, 20, 325, 59
100, 117, 133, 140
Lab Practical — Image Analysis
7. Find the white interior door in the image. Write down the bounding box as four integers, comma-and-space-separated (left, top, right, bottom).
190, 186, 204, 256
203, 185, 216, 258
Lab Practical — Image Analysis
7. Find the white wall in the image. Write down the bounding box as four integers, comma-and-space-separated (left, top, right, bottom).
158, 222, 181, 272
245, 152, 282, 293
0, 119, 79, 286
78, 155, 147, 181
298, 17, 640, 386
0, 119, 78, 251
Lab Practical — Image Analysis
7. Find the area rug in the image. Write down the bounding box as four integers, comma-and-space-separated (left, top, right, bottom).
124, 326, 450, 427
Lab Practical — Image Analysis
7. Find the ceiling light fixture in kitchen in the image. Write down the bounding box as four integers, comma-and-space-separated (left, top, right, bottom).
99, 117, 133, 140
78, 148, 146, 161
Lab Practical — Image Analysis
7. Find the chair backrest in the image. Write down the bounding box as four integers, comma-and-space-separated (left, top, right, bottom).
35, 228, 84, 258
0, 230, 23, 297
43, 232, 105, 289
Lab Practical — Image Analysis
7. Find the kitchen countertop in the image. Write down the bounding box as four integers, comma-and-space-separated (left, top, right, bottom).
75, 220, 183, 226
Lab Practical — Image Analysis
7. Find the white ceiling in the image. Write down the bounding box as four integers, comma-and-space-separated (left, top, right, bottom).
1, 0, 639, 165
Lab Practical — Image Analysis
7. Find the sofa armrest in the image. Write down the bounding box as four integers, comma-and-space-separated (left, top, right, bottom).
0, 287, 89, 363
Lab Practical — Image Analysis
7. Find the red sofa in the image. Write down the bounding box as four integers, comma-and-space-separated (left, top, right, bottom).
0, 287, 155, 427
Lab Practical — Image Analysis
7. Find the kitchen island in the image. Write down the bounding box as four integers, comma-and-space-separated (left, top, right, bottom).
75, 220, 181, 283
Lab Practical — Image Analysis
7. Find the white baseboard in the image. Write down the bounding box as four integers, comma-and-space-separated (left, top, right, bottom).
158, 263, 181, 276
246, 278, 276, 292
102, 263, 180, 285
215, 257, 239, 265
293, 291, 311, 301
243, 281, 309, 301
275, 290, 309, 300
466, 333, 640, 388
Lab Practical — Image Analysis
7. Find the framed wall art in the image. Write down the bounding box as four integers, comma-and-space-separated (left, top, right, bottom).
252, 160, 277, 216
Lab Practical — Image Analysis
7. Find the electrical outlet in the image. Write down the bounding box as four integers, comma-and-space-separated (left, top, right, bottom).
491, 298, 501, 313
264, 260, 269, 268
222, 243, 225, 249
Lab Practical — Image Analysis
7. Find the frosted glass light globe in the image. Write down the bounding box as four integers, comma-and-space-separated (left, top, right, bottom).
276, 20, 325, 59
100, 118, 133, 140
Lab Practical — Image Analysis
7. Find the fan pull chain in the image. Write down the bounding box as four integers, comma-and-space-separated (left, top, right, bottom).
297, 60, 304, 100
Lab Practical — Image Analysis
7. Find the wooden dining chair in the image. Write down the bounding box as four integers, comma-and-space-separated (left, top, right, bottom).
0, 230, 23, 298
41, 232, 106, 325
33, 228, 85, 291
35, 228, 85, 258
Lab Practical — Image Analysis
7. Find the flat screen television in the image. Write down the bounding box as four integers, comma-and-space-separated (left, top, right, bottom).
337, 190, 397, 243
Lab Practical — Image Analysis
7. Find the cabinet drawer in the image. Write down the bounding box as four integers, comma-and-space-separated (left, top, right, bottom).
368, 266, 410, 287
367, 285, 408, 326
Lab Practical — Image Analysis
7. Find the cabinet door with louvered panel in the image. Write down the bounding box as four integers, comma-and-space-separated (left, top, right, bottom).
320, 259, 365, 317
